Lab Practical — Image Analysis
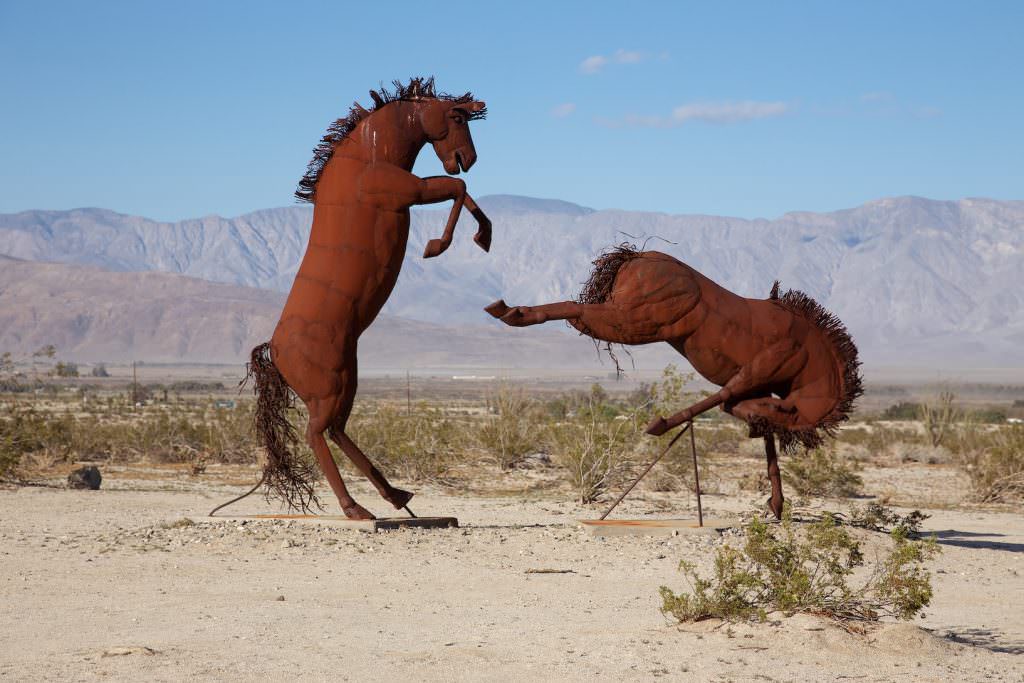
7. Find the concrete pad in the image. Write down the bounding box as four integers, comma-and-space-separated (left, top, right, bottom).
193, 514, 458, 532
579, 518, 734, 537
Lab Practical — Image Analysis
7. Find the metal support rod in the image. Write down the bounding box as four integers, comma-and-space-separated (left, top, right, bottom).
599, 422, 691, 521
690, 422, 703, 527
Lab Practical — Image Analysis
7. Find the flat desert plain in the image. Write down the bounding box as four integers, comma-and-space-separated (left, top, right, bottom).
1, 465, 1022, 682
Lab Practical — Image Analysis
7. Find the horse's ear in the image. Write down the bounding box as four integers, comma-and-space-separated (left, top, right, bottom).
369, 90, 385, 108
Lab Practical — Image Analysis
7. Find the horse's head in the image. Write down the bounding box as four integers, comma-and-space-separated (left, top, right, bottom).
421, 100, 486, 175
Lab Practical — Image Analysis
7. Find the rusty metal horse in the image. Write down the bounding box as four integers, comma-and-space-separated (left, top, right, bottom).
486, 245, 863, 518
242, 78, 491, 519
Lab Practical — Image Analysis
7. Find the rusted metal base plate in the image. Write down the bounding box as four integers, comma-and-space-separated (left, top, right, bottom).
194, 515, 458, 532
579, 518, 734, 537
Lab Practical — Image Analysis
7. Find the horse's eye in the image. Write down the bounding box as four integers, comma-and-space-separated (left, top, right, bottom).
452, 115, 465, 125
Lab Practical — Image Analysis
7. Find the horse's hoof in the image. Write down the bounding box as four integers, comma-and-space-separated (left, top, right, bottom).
342, 502, 376, 520
385, 488, 414, 510
473, 229, 491, 252
767, 496, 784, 520
499, 308, 526, 326
422, 239, 445, 259
645, 416, 669, 436
484, 300, 510, 318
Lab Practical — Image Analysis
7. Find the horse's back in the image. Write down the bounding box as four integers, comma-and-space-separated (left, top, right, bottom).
570, 251, 703, 343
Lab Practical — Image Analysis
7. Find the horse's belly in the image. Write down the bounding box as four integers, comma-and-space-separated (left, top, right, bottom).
278, 202, 409, 342
674, 338, 740, 387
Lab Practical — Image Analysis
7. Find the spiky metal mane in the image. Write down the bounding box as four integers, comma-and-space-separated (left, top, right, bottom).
768, 282, 865, 451
294, 76, 486, 203
574, 242, 643, 375
577, 242, 641, 305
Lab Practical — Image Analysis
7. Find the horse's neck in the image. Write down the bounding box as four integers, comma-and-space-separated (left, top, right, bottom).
340, 105, 427, 170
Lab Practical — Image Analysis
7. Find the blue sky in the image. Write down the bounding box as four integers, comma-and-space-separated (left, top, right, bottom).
1, 1, 1021, 221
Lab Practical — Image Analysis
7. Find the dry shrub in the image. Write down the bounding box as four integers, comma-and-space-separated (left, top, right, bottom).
838, 423, 922, 463
644, 468, 682, 493
844, 503, 929, 537
660, 506, 940, 626
0, 399, 260, 473
547, 409, 634, 504
346, 404, 466, 483
737, 470, 770, 494
886, 441, 952, 465
919, 389, 959, 448
475, 386, 543, 470
783, 446, 863, 498
952, 423, 1024, 503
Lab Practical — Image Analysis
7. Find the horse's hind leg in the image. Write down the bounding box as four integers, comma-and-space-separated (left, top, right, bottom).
763, 434, 784, 520
726, 397, 793, 520
647, 340, 807, 436
329, 429, 414, 511
306, 399, 374, 520
327, 360, 413, 511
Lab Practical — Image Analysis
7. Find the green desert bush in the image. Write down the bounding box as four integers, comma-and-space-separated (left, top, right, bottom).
659, 506, 940, 626
783, 446, 863, 498
844, 503, 929, 537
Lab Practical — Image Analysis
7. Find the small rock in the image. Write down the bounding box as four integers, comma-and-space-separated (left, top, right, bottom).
276, 595, 286, 601
281, 539, 293, 549
67, 466, 102, 490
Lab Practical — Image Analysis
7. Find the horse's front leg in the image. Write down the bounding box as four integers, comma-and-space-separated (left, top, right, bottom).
416, 176, 492, 258
485, 299, 585, 326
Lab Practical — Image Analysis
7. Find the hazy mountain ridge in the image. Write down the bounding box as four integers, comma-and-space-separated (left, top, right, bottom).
0, 258, 654, 367
1, 195, 1021, 366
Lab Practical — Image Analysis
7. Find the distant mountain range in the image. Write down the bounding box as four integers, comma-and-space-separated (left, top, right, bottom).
0, 256, 657, 368
1, 195, 1021, 367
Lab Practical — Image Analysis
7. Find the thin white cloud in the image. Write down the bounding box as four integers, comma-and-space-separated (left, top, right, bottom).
579, 49, 655, 74
580, 55, 609, 74
860, 91, 942, 119
861, 91, 895, 103
914, 105, 942, 119
612, 49, 643, 64
606, 100, 790, 128
551, 102, 577, 118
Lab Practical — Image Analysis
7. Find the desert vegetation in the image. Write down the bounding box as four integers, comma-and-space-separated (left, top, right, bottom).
1, 355, 1022, 512
659, 505, 940, 628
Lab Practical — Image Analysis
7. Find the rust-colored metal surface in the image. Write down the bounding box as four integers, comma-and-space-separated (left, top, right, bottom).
487, 245, 863, 519
239, 78, 490, 519
195, 515, 458, 532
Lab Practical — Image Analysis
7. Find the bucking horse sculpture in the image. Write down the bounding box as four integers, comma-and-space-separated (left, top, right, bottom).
237, 78, 490, 519
486, 245, 863, 519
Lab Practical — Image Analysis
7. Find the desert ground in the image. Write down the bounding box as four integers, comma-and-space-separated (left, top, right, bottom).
2, 458, 1022, 682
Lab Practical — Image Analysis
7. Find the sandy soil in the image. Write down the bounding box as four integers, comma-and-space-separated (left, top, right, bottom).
1, 466, 1022, 682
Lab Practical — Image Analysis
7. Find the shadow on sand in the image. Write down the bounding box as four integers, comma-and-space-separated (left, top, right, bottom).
944, 627, 1024, 655
929, 529, 1024, 553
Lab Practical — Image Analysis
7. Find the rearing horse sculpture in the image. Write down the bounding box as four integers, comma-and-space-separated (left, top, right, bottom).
246, 78, 490, 519
486, 245, 863, 518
